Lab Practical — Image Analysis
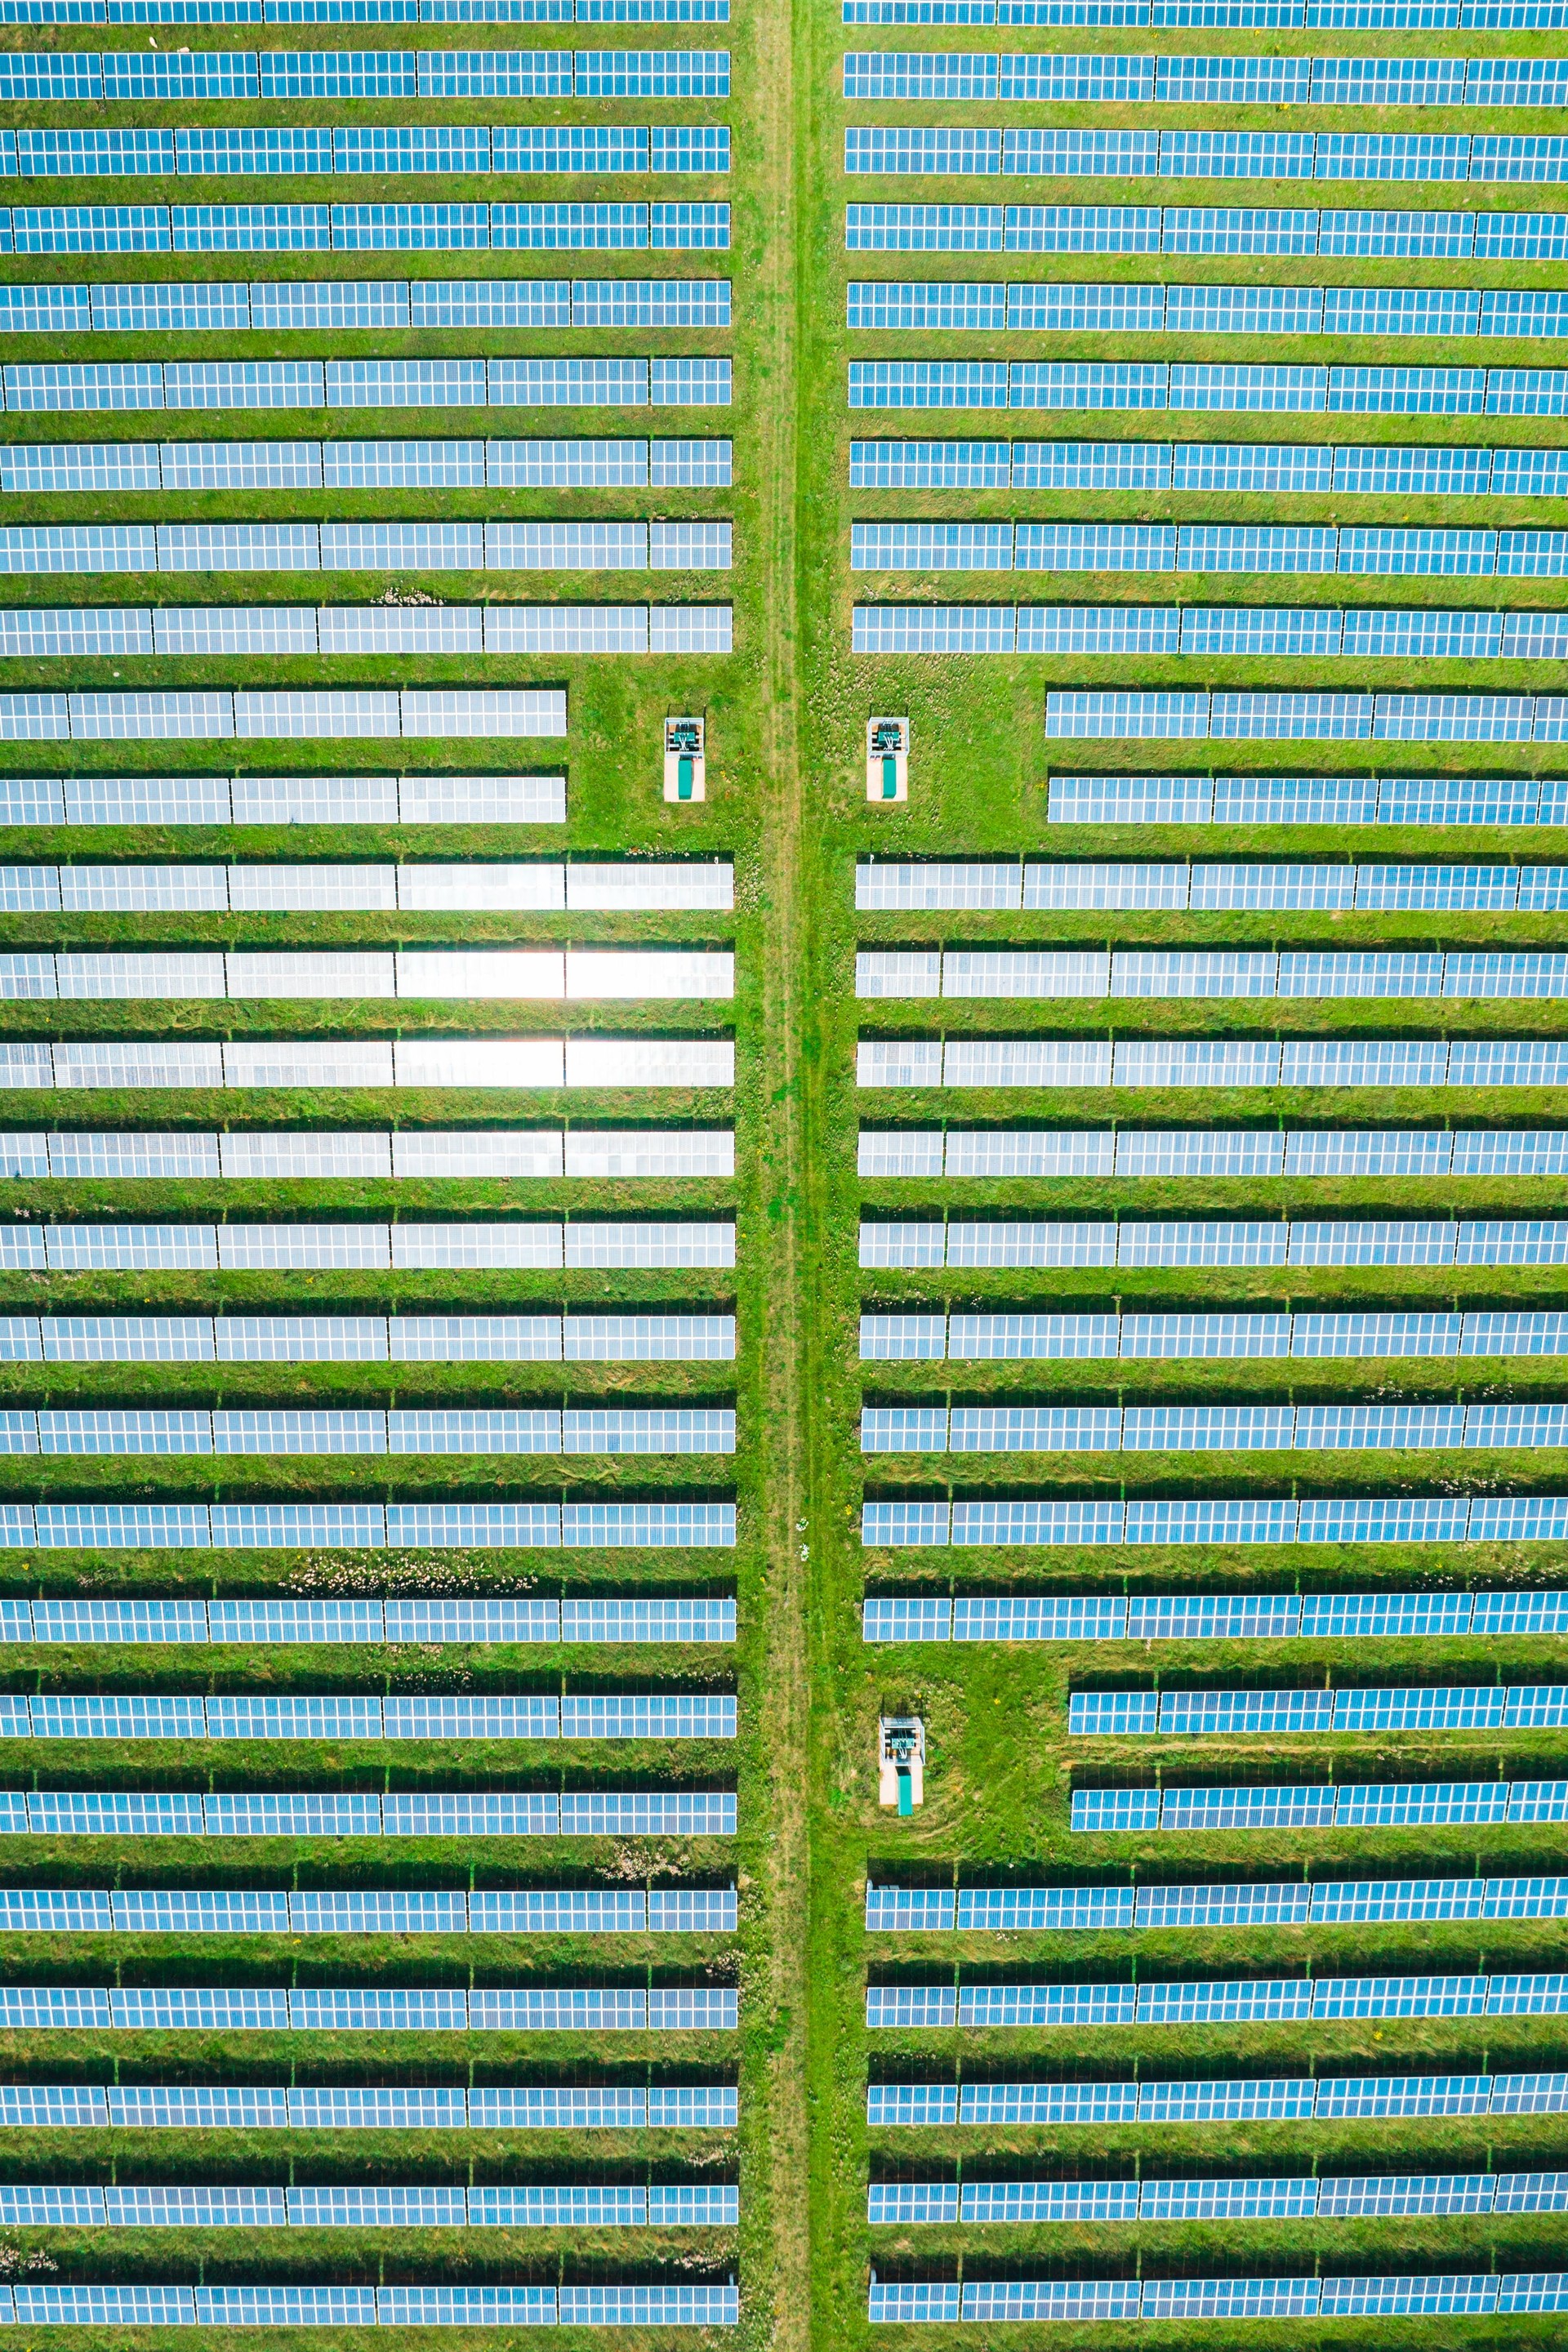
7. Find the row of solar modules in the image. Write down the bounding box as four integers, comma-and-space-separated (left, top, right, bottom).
0, 691, 569, 742
0, 1983, 735, 2027
1045, 772, 1568, 826
0, 773, 568, 826
0, 2185, 734, 2228
0, 606, 735, 652
858, 949, 1568, 1000
871, 2278, 1567, 2323
841, 51, 1568, 104
0, 1691, 739, 1740
851, 442, 1568, 494
871, 2073, 1568, 2122
851, 0, 1568, 23
0, 1789, 737, 1834
2, 360, 733, 414
0, 51, 731, 100
849, 363, 1568, 416
0, 2285, 739, 2329
855, 853, 1568, 909
1043, 689, 1568, 743
1, 598, 737, 647
862, 1494, 1568, 1545
844, 128, 1568, 183
866, 1873, 1568, 1928
860, 1309, 1568, 1359
0, 2082, 742, 2128
1079, 1778, 1568, 1829
0, 204, 733, 256
0, 1406, 738, 1454
4, 439, 731, 491
848, 204, 1568, 258
0, 2185, 736, 2227
0, 280, 729, 333
858, 1038, 1568, 1089
852, 527, 1568, 580
0, 1500, 738, 1546
867, 1592, 1568, 1643
0, 1039, 735, 1091
862, 1401, 1568, 1453
0, 1129, 734, 1178
1074, 1682, 1568, 1735
0, 951, 735, 1000
868, 610, 1568, 659
0, 128, 728, 183
0, 0, 728, 16
868, 1971, 1568, 2025
851, 282, 1568, 338
873, 2175, 1568, 2221
0, 774, 572, 826
0, 1882, 737, 1931
0, 1597, 736, 1642
0, 523, 733, 572
864, 1131, 1568, 1179
861, 1216, 1568, 1265
0, 1311, 734, 1357
0, 1221, 735, 1269
0, 858, 731, 911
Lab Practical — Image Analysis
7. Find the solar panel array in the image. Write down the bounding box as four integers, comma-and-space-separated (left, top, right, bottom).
0, 1788, 739, 1835
864, 1307, 1568, 1359
858, 443, 1568, 497
842, 49, 1568, 100
0, 608, 734, 657
857, 857, 1568, 910
849, 276, 1568, 337
0, 2286, 740, 2328
0, 357, 734, 412
0, 1500, 738, 1548
0, 1221, 734, 1270
0, 1036, 734, 1090
865, 1874, 1568, 1929
0, 273, 729, 328
8, 1983, 733, 2029
0, 858, 733, 909
871, 2276, 1568, 2323
0, 1886, 738, 1933
0, 202, 731, 252
859, 1036, 1568, 1086
862, 1495, 1568, 1546
871, 2069, 1568, 2122
0, 522, 733, 571
853, 523, 1568, 577
866, 1589, 1568, 1642
846, 205, 1568, 254
0, 1130, 737, 1179
1048, 772, 1568, 823
0, 1311, 736, 1356
0, 439, 731, 492
0, 1690, 738, 1739
862, 1219, 1568, 1269
0, 2180, 740, 2225
0, 127, 728, 185
1075, 1779, 1568, 1830
867, 1971, 1568, 2026
0, 48, 728, 98
866, 1131, 1568, 1179
0, 688, 573, 740
873, 2171, 1568, 2219
862, 947, 1568, 996
0, 947, 735, 997
0, 1392, 737, 1449
848, 362, 1568, 414
862, 1399, 1568, 1453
